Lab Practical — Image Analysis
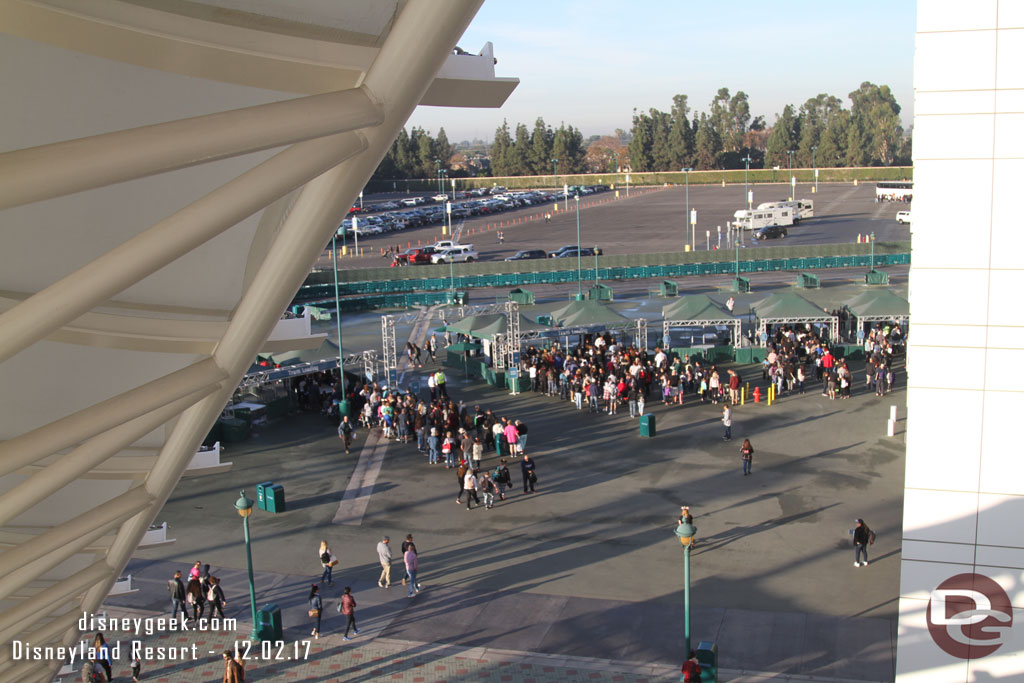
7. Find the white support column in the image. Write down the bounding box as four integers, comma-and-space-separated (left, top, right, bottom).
0, 562, 109, 646
0, 358, 227, 478
0, 88, 382, 209
0, 387, 218, 526
382, 315, 398, 388
636, 318, 648, 350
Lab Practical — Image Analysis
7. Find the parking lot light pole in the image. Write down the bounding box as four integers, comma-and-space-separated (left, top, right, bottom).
742, 156, 752, 209
811, 145, 818, 193
331, 234, 347, 416
786, 150, 795, 200
575, 193, 583, 300
681, 168, 692, 251
551, 158, 559, 189
674, 518, 698, 657
235, 491, 261, 643
434, 158, 441, 195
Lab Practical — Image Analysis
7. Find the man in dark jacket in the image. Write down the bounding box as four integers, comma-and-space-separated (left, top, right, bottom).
853, 518, 873, 567
521, 455, 537, 494
168, 570, 186, 620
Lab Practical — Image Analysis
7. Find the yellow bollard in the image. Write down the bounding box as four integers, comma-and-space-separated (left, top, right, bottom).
741, 387, 745, 405
767, 384, 773, 406
342, 245, 348, 256
722, 179, 726, 187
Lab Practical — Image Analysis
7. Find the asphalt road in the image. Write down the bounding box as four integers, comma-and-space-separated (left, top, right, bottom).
320, 182, 910, 270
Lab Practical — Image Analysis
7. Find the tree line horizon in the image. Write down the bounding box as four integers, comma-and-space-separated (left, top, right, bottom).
371, 81, 909, 181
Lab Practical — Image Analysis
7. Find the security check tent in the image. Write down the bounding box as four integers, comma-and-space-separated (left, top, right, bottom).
546, 299, 650, 349
444, 313, 552, 339
661, 295, 741, 347
752, 291, 839, 343
844, 289, 910, 326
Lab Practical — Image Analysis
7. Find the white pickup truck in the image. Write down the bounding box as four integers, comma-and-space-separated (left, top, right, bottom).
431, 244, 479, 264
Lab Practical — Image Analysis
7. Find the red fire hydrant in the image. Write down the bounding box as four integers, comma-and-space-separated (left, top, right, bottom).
753, 387, 762, 403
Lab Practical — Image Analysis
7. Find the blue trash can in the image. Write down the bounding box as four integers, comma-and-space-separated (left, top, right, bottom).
696, 640, 718, 681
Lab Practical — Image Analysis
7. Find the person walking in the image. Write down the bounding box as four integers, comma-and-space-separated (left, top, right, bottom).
222, 650, 244, 683
92, 633, 113, 682
722, 405, 732, 441
401, 534, 417, 587
186, 574, 206, 622
308, 584, 323, 639
740, 439, 754, 476
515, 420, 529, 455
427, 427, 440, 464
377, 536, 392, 588
494, 459, 511, 500
338, 415, 355, 454
521, 455, 537, 494
207, 576, 226, 619
338, 586, 360, 640
853, 518, 875, 567
503, 419, 520, 458
681, 650, 702, 682
480, 471, 497, 510
168, 570, 186, 620
318, 540, 336, 586
464, 468, 480, 510
404, 545, 420, 597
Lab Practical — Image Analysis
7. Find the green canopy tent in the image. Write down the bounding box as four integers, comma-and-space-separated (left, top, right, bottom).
751, 291, 838, 344
546, 299, 649, 349
843, 289, 909, 338
661, 294, 741, 347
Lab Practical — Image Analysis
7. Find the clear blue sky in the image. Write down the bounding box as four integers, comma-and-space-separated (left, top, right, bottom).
406, 0, 916, 143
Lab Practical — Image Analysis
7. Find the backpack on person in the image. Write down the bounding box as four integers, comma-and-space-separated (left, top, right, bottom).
320, 551, 331, 565
206, 585, 217, 602
868, 528, 877, 544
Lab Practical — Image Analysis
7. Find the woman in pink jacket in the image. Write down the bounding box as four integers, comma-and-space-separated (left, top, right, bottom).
503, 420, 520, 457
338, 586, 359, 640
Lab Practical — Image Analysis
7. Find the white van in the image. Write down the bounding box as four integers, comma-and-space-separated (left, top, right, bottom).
896, 211, 911, 224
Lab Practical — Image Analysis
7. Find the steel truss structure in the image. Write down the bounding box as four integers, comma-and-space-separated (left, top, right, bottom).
0, 2, 515, 680
662, 318, 742, 348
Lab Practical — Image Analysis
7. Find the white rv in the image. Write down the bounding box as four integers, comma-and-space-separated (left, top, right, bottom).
757, 199, 814, 221
733, 206, 795, 231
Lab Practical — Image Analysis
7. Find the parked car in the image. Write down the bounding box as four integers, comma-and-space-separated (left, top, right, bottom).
392, 247, 437, 266
431, 245, 479, 263
753, 225, 788, 240
505, 249, 547, 261
432, 193, 449, 202
550, 245, 596, 258
896, 210, 911, 224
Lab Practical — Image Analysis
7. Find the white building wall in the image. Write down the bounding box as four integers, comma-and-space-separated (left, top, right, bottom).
898, 2, 1024, 680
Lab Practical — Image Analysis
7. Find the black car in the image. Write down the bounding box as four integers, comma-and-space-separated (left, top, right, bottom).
505, 249, 547, 261
550, 246, 596, 258
754, 225, 788, 240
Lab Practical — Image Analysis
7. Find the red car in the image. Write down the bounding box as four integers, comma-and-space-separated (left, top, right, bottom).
347, 205, 362, 214
391, 247, 437, 266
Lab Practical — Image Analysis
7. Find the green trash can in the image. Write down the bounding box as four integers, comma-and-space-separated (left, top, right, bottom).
265, 484, 286, 513
696, 640, 718, 681
255, 482, 274, 511
639, 414, 656, 437
256, 603, 283, 641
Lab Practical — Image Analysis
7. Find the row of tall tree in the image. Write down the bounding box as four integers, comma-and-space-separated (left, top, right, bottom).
489, 118, 588, 177
373, 126, 454, 180
627, 83, 908, 172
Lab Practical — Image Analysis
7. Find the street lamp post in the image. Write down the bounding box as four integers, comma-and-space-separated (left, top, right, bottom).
330, 235, 347, 417
575, 194, 583, 300
786, 150, 795, 200
234, 491, 261, 643
681, 168, 692, 251
551, 158, 559, 189
434, 158, 441, 195
811, 145, 818, 193
674, 517, 698, 657
742, 156, 752, 210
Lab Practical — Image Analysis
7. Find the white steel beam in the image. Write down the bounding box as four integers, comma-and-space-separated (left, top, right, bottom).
0, 132, 366, 364
0, 562, 108, 645
0, 387, 218, 526
0, 358, 227, 477
0, 88, 382, 209
0, 487, 151, 599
